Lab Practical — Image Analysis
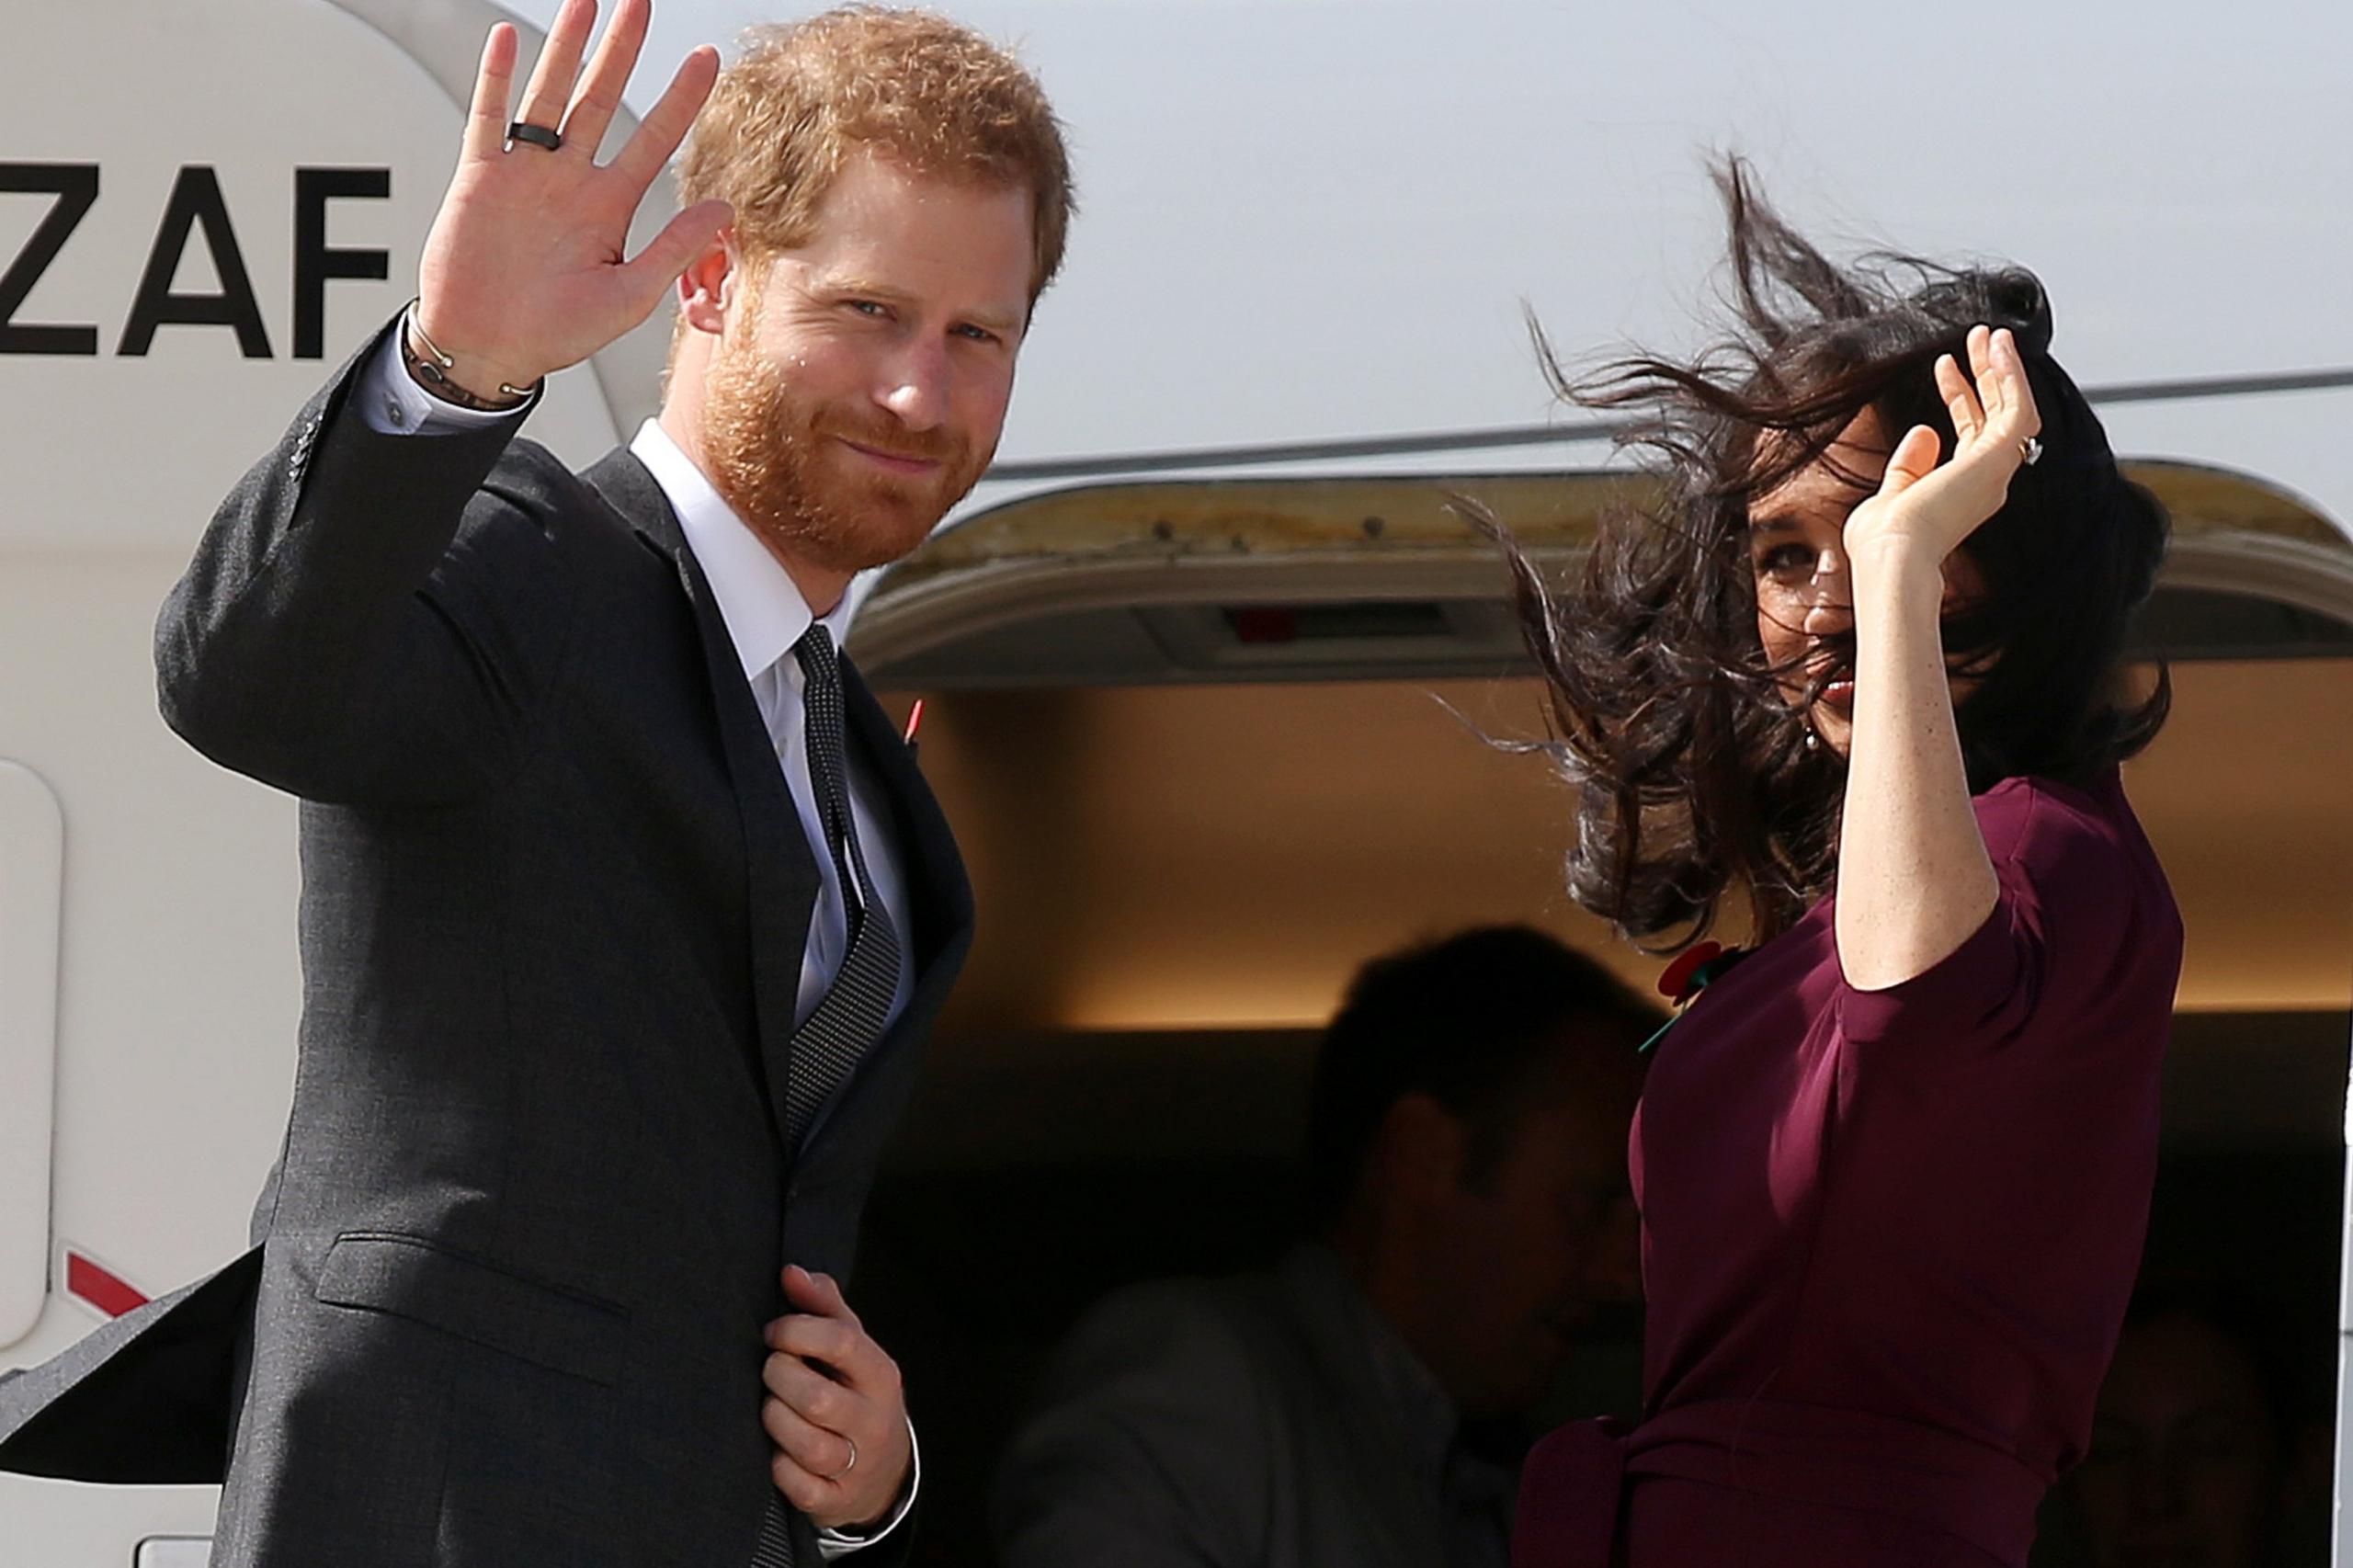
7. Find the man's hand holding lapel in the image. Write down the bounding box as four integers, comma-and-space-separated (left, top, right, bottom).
763, 1265, 915, 1531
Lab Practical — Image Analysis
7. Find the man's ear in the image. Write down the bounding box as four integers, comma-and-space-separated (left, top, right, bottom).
676, 233, 740, 336
1373, 1092, 1468, 1210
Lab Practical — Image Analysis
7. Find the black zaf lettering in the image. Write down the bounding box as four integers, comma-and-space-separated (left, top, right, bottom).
119, 165, 272, 358
294, 167, 390, 359
0, 163, 101, 355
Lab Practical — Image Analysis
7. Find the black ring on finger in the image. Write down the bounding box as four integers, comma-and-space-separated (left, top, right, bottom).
506, 120, 563, 153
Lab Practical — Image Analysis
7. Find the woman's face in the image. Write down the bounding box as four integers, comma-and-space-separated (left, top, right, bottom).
1747, 409, 1986, 756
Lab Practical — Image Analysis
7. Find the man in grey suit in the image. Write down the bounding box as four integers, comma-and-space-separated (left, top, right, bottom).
993, 927, 1656, 1568
0, 6, 1071, 1565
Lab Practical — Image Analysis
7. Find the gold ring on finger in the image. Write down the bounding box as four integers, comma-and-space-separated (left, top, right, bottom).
827, 1437, 858, 1482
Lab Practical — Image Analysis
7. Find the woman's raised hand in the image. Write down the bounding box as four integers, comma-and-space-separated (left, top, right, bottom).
1842, 325, 2044, 571
413, 0, 733, 401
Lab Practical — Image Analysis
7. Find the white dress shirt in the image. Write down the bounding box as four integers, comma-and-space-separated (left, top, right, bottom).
359, 339, 919, 1554
625, 415, 916, 1040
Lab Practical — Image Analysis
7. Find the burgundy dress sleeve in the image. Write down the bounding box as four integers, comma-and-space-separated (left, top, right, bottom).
1833, 774, 2159, 1058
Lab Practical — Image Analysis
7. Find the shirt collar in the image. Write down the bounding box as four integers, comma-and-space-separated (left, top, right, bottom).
631, 419, 850, 681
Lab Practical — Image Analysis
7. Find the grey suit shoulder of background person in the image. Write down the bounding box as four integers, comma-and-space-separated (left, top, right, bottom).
993, 1247, 1448, 1568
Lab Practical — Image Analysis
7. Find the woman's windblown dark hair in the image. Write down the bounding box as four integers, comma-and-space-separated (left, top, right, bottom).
1492, 160, 2170, 949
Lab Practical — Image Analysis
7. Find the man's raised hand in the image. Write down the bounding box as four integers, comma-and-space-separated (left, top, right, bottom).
414, 0, 732, 402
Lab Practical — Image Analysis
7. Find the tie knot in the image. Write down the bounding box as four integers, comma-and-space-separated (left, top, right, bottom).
794, 623, 839, 687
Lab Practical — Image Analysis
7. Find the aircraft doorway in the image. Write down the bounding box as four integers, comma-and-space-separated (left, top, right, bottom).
847, 466, 2353, 1566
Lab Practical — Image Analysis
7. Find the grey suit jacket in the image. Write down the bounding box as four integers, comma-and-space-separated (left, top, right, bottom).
0, 318, 972, 1568
993, 1248, 1509, 1568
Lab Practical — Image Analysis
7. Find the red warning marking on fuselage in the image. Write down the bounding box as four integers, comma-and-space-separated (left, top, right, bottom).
65, 1251, 150, 1318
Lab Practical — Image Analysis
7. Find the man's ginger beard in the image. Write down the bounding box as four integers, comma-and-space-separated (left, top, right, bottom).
698, 290, 991, 576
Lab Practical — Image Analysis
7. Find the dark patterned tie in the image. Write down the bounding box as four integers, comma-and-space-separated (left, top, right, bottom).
751, 626, 905, 1567
780, 623, 903, 1150
750, 1494, 796, 1568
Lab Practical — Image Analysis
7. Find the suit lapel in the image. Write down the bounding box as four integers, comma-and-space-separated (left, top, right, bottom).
787, 659, 974, 1156
582, 449, 974, 1162
841, 660, 972, 976
584, 450, 815, 1154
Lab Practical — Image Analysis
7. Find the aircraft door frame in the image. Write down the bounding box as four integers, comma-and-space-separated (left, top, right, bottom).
0, 762, 64, 1350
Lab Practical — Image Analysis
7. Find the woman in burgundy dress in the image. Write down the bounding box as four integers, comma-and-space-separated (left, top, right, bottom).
1499, 168, 2182, 1567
